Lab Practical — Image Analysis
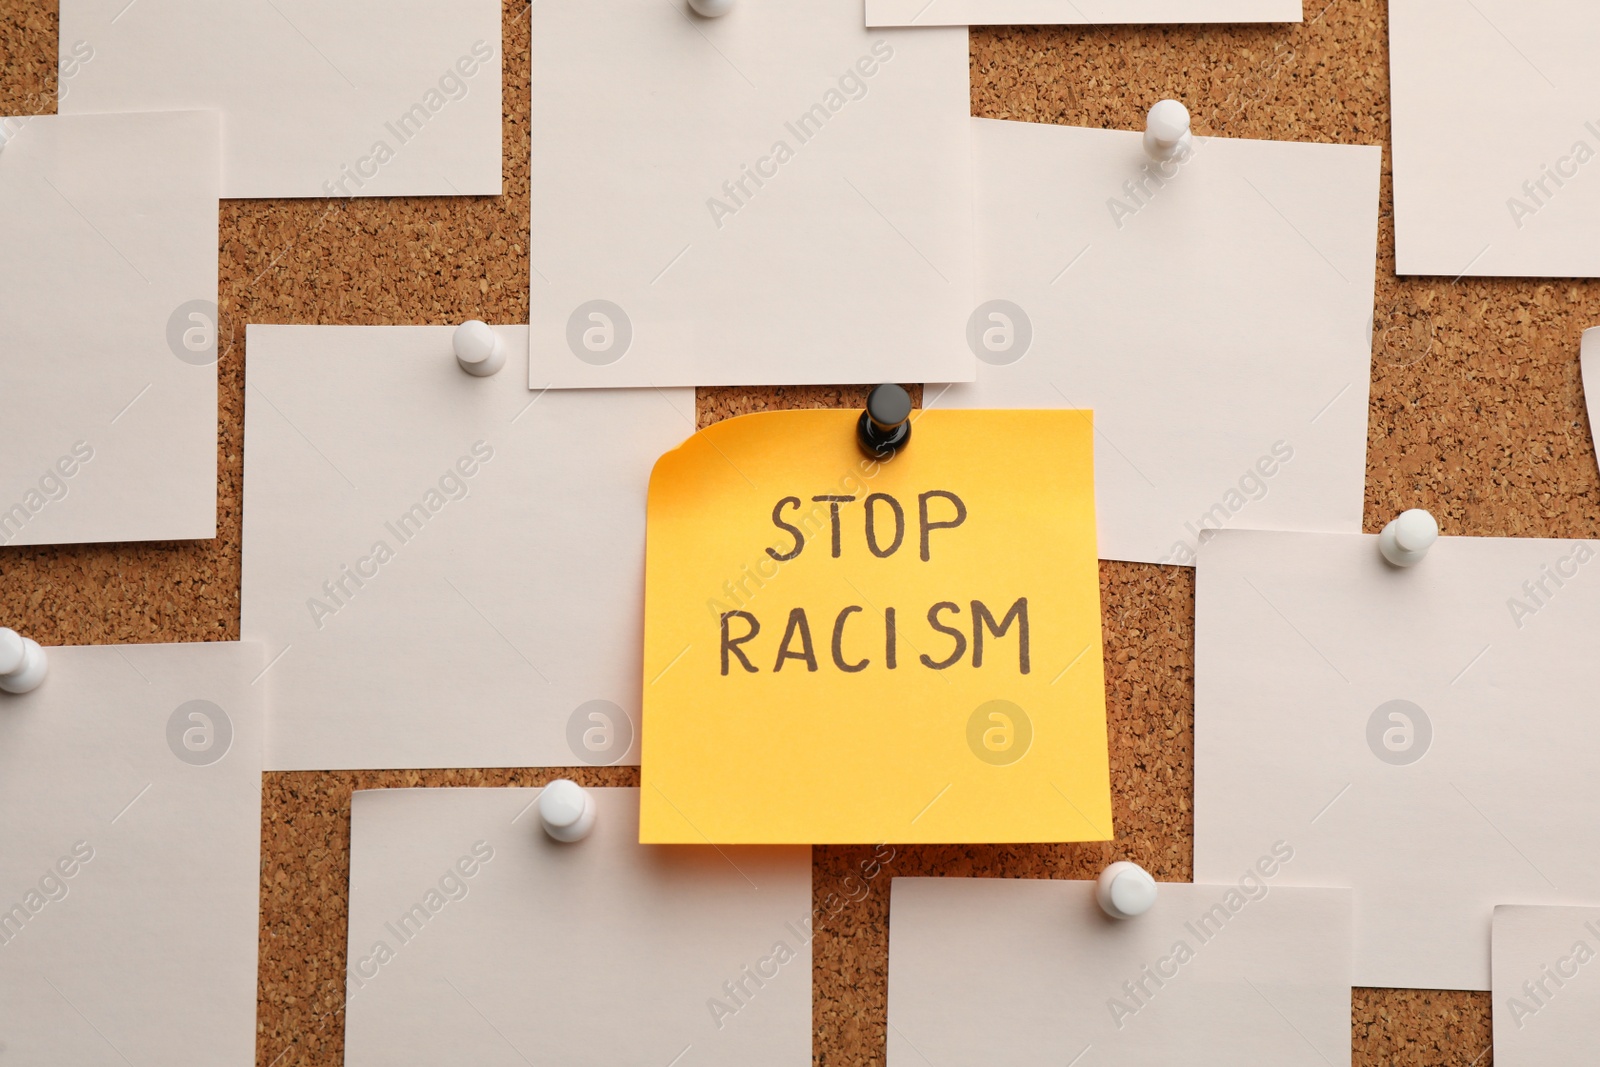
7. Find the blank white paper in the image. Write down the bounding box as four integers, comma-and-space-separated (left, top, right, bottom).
529, 0, 974, 388
343, 787, 812, 1067
243, 325, 694, 770
935, 118, 1380, 565
1390, 0, 1600, 277
888, 876, 1352, 1067
0, 110, 218, 547
1195, 529, 1600, 989
0, 642, 263, 1066
1492, 905, 1600, 1067
866, 0, 1301, 27
59, 0, 502, 199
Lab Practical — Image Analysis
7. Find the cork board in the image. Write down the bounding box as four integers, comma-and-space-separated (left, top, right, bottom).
5, 0, 1598, 1062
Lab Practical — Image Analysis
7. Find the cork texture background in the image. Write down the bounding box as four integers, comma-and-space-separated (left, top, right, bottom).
6, 0, 1599, 1062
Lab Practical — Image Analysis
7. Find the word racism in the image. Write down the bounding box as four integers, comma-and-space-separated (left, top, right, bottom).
1505, 123, 1600, 231
0, 840, 95, 949
347, 840, 495, 990
717, 490, 1030, 676
706, 41, 895, 230
307, 441, 495, 630
1106, 841, 1295, 1030
1503, 917, 1600, 1029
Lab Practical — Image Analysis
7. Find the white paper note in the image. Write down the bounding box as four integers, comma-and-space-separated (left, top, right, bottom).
59, 0, 502, 199
1390, 0, 1600, 277
243, 325, 694, 770
866, 0, 1301, 27
0, 642, 263, 1066
935, 118, 1380, 565
1492, 905, 1600, 1067
0, 110, 218, 547
1195, 529, 1600, 989
529, 0, 974, 388
888, 876, 1352, 1067
343, 787, 812, 1067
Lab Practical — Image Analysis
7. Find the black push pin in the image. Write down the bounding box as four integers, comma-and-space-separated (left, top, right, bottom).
856, 383, 912, 460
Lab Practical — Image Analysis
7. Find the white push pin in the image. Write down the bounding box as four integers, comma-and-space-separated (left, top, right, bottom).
538, 779, 597, 843
0, 628, 48, 695
1143, 99, 1192, 163
688, 0, 735, 15
453, 319, 505, 377
1096, 861, 1158, 920
1379, 508, 1438, 568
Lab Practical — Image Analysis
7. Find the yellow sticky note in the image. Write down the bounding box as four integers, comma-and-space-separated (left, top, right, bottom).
640, 408, 1111, 844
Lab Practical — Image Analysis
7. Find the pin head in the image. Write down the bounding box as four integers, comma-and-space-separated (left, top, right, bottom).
1143, 99, 1193, 162
454, 320, 505, 377
1096, 860, 1157, 920
1146, 100, 1189, 144
538, 779, 597, 842
688, 0, 735, 15
1379, 508, 1438, 567
1394, 509, 1438, 552
857, 383, 912, 460
0, 636, 48, 695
